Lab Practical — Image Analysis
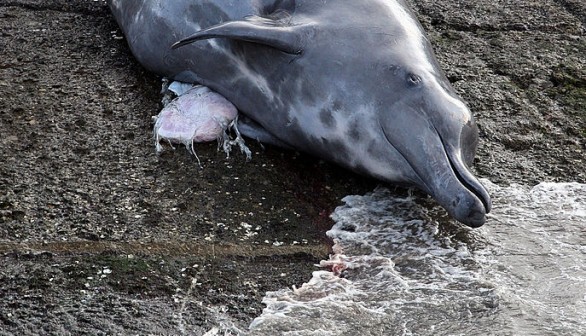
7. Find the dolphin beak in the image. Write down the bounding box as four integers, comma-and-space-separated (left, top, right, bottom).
419, 146, 490, 228
380, 104, 491, 227
443, 147, 491, 227
416, 124, 491, 228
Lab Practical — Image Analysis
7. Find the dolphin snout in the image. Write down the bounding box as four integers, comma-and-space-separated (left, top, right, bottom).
379, 100, 491, 227
465, 208, 487, 228
421, 143, 491, 227
448, 190, 487, 228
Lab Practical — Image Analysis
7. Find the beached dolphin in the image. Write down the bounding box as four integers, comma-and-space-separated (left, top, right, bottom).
108, 0, 492, 227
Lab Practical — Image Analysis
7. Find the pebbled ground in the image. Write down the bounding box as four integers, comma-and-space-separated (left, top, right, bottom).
0, 0, 584, 334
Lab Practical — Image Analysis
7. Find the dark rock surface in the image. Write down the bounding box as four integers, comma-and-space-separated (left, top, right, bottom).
0, 0, 584, 334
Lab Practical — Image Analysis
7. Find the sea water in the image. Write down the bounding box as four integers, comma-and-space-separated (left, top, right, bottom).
247, 181, 586, 336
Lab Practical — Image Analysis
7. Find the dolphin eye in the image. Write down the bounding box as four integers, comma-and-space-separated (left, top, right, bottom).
407, 73, 422, 86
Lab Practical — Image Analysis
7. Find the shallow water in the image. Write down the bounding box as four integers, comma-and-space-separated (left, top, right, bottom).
247, 181, 586, 336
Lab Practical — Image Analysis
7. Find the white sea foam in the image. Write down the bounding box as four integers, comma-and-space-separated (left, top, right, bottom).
248, 181, 586, 335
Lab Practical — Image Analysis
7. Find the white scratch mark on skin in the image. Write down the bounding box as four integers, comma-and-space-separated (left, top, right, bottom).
110, 0, 121, 11
206, 39, 275, 101
382, 0, 435, 74
134, 2, 147, 25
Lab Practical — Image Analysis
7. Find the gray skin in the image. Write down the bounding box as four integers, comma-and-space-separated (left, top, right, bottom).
108, 0, 492, 227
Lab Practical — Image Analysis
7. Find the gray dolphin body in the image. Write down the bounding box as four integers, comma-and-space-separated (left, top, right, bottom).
108, 0, 492, 227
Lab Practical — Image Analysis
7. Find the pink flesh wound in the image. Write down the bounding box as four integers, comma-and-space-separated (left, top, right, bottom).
154, 86, 238, 147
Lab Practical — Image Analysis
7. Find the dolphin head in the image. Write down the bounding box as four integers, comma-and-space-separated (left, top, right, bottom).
375, 65, 491, 227
364, 10, 491, 227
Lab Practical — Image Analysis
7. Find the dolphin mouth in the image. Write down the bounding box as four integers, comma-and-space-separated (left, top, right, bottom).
445, 149, 492, 214
437, 125, 492, 228
380, 122, 491, 227
440, 147, 492, 227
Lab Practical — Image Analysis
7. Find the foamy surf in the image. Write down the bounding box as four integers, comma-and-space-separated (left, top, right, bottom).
248, 181, 586, 335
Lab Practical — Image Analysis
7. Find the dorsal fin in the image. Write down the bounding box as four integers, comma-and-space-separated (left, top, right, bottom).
171, 16, 312, 54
